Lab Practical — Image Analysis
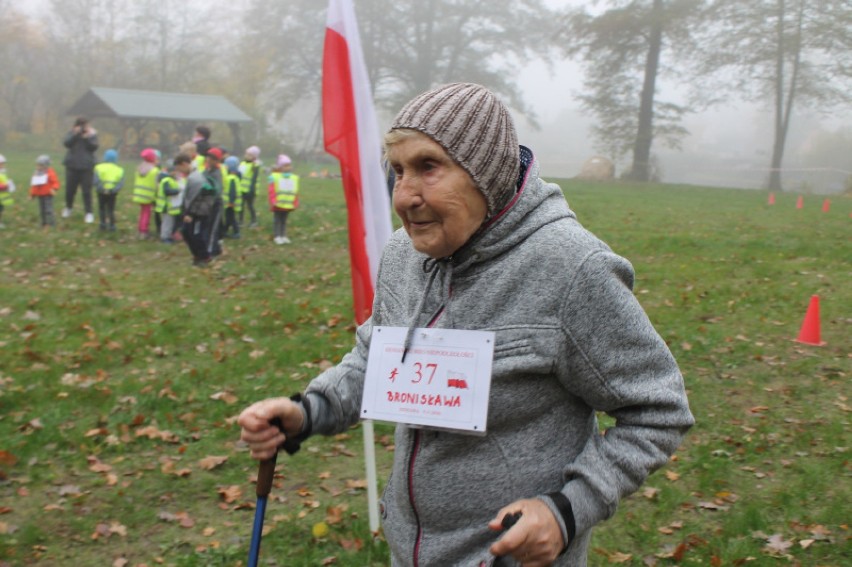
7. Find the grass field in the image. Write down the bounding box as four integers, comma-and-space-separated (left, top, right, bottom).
0, 159, 849, 567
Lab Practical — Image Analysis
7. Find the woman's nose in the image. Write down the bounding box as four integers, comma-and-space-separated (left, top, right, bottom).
393, 176, 423, 207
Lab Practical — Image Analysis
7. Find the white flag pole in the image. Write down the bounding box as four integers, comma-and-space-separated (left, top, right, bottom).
362, 419, 380, 533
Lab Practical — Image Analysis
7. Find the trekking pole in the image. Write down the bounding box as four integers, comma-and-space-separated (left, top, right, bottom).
248, 418, 284, 567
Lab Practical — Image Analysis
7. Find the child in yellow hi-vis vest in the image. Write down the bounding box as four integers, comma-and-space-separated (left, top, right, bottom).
132, 148, 160, 239
93, 149, 125, 231
221, 156, 243, 239
267, 154, 299, 245
0, 154, 16, 228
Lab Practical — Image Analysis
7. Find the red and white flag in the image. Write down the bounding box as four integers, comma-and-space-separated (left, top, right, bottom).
323, 0, 393, 326
322, 0, 392, 535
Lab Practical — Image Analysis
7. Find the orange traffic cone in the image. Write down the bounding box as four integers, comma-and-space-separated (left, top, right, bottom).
822, 199, 830, 212
768, 192, 775, 205
795, 295, 825, 346
796, 196, 804, 209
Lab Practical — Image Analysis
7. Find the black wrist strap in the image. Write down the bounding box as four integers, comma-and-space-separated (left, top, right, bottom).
280, 393, 312, 455
547, 491, 576, 553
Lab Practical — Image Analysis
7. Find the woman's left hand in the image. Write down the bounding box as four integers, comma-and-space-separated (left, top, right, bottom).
488, 498, 565, 566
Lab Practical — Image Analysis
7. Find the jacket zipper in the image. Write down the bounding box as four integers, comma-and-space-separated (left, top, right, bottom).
409, 279, 447, 566
408, 429, 423, 567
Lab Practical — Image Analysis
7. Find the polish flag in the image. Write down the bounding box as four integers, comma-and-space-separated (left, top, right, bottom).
322, 0, 392, 535
323, 0, 393, 326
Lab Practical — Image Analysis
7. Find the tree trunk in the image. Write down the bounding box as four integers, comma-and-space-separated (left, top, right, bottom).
767, 0, 803, 192
629, 0, 664, 182
767, 0, 786, 191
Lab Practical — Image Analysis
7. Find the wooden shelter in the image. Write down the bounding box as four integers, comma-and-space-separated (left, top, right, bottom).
67, 87, 253, 155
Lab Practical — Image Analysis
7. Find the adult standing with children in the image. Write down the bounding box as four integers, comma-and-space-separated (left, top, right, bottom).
238, 83, 694, 566
181, 147, 223, 266
62, 116, 99, 223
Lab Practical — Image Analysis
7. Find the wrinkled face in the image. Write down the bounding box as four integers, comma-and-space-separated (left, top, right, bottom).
389, 132, 487, 259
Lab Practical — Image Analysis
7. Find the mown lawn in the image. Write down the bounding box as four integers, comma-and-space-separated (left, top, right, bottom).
0, 167, 849, 566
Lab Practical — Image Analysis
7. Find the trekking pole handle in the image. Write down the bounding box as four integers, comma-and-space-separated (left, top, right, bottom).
255, 417, 283, 498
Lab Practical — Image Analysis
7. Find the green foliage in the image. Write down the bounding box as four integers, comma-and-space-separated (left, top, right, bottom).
0, 177, 850, 566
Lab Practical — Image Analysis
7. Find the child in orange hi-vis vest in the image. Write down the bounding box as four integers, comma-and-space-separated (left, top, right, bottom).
30, 155, 61, 227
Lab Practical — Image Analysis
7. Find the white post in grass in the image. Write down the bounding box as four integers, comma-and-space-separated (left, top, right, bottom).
363, 419, 380, 534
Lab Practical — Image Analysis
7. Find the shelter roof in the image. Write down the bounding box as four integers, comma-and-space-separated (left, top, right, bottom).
67, 87, 252, 123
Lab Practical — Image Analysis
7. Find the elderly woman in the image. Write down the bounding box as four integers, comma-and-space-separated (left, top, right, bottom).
239, 83, 694, 567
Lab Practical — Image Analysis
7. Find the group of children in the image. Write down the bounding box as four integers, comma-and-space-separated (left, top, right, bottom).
0, 145, 302, 248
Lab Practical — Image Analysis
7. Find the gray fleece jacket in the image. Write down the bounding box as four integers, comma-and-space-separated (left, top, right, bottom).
304, 148, 694, 566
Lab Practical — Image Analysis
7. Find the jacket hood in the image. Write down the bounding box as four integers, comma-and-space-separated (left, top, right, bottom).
397, 146, 576, 354
450, 146, 576, 273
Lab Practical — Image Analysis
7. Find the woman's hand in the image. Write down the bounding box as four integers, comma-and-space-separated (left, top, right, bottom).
238, 397, 305, 460
488, 498, 565, 567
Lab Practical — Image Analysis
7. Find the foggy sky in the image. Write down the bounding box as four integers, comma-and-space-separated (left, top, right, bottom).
13, 0, 852, 192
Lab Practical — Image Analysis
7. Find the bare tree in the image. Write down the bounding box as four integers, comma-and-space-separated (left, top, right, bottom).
698, 0, 852, 191
559, 0, 704, 181
239, 0, 560, 140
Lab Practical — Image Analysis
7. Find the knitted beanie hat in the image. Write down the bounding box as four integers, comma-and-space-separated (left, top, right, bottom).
390, 82, 519, 216
224, 156, 240, 171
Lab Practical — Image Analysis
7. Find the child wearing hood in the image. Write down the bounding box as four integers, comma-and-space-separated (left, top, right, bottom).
30, 155, 60, 228
93, 149, 125, 231
132, 148, 160, 239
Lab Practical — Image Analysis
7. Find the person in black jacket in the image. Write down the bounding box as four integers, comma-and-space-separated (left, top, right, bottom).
62, 116, 99, 223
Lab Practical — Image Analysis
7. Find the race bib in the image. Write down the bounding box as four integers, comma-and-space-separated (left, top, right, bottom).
361, 326, 495, 434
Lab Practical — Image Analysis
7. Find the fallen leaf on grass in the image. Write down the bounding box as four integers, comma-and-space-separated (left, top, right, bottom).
764, 533, 793, 555
345, 479, 367, 490
339, 538, 364, 552
698, 501, 729, 511
18, 418, 43, 432
91, 521, 127, 540
198, 455, 228, 470
87, 456, 112, 473
158, 511, 195, 528
210, 391, 238, 404
85, 428, 109, 438
135, 425, 179, 443
326, 505, 347, 525
217, 485, 242, 503
0, 521, 18, 535
642, 487, 659, 499
57, 484, 83, 497
665, 470, 680, 482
